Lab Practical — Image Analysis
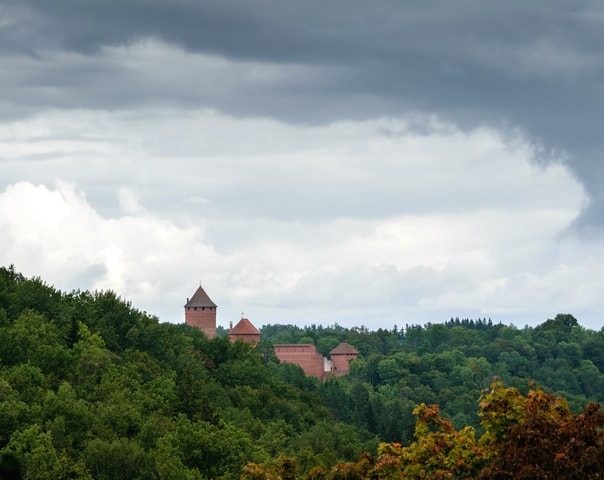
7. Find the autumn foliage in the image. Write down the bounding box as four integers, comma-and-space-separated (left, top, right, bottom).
242, 383, 604, 479
479, 384, 604, 479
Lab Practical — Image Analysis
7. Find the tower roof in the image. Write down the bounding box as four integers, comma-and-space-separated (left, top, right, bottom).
230, 318, 260, 335
330, 342, 358, 355
184, 286, 217, 308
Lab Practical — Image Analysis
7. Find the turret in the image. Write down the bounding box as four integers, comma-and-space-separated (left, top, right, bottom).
184, 285, 217, 339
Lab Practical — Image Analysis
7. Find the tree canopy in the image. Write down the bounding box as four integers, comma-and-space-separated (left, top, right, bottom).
1, 265, 604, 479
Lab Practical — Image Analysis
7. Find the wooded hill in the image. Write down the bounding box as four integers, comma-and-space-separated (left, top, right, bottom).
1, 265, 603, 479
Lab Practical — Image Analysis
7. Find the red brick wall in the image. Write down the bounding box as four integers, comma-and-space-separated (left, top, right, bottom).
331, 353, 358, 374
230, 333, 261, 344
274, 344, 326, 379
185, 306, 216, 339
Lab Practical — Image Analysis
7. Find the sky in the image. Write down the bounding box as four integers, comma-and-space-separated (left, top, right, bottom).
1, 1, 604, 330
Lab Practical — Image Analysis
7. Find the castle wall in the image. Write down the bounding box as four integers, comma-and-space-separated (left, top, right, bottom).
185, 306, 216, 339
274, 344, 327, 379
331, 353, 356, 375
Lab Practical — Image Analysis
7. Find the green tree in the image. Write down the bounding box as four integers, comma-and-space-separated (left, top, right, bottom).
174, 360, 219, 424
84, 437, 151, 480
5, 425, 71, 480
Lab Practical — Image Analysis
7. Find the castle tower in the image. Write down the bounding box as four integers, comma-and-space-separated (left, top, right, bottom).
229, 318, 261, 344
329, 342, 359, 375
184, 285, 217, 339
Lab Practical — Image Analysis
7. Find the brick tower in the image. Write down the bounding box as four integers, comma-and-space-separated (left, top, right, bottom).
329, 342, 359, 375
184, 285, 217, 339
229, 318, 261, 344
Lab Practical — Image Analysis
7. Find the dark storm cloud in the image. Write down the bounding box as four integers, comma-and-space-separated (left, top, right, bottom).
2, 0, 604, 228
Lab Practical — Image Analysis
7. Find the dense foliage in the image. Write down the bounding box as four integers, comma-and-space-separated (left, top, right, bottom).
0, 266, 375, 479
2, 265, 604, 479
263, 313, 604, 443
244, 383, 604, 479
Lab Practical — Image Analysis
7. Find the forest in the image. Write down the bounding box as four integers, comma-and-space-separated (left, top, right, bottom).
0, 265, 603, 479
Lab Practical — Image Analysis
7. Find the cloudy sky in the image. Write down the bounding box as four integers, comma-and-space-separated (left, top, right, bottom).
1, 1, 603, 330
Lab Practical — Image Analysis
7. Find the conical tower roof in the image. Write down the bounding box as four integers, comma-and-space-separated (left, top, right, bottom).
330, 342, 358, 355
230, 318, 260, 335
184, 286, 217, 308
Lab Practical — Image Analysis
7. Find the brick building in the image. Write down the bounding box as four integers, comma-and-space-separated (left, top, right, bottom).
273, 344, 332, 379
184, 286, 217, 339
183, 285, 358, 378
329, 342, 359, 375
229, 318, 261, 344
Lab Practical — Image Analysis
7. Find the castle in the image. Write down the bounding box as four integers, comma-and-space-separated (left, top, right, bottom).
184, 286, 218, 338
184, 285, 358, 379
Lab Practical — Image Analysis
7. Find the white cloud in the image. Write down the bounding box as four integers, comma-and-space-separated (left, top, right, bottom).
118, 186, 146, 215
0, 108, 599, 329
0, 181, 216, 321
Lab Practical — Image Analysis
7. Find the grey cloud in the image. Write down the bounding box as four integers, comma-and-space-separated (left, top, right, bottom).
8, 1, 598, 62
243, 262, 515, 328
2, 0, 604, 229
67, 263, 107, 290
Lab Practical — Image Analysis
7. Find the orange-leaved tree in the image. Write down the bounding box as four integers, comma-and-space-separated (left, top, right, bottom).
241, 457, 298, 480
478, 382, 604, 479
390, 402, 491, 479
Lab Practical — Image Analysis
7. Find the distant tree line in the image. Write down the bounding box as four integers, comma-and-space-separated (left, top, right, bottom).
262, 312, 604, 444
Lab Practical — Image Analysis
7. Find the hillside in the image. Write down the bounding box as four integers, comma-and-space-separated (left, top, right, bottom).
2, 265, 604, 479
0, 266, 375, 479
